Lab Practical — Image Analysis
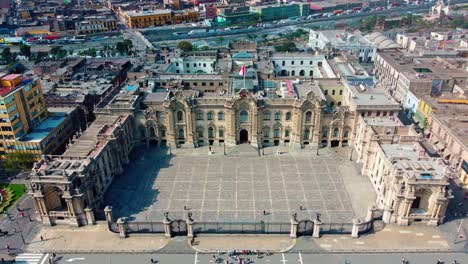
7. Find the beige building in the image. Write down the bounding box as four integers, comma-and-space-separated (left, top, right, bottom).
29, 114, 135, 226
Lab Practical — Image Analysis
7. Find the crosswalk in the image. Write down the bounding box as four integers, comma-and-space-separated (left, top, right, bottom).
15, 253, 48, 264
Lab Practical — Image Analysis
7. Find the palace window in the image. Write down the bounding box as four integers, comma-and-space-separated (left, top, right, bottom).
218, 111, 224, 120
207, 111, 214, 120
303, 128, 310, 140
219, 129, 224, 138
178, 128, 185, 139
274, 112, 281, 121
285, 112, 291, 121
305, 112, 312, 123
177, 111, 184, 122
197, 111, 204, 120
208, 127, 214, 138
264, 111, 271, 121
333, 128, 339, 137
285, 129, 290, 137
274, 127, 280, 138
197, 128, 204, 138
240, 110, 248, 123
263, 128, 270, 138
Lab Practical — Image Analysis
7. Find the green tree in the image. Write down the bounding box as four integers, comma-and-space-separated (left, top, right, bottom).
88, 48, 97, 57
1, 47, 16, 64
274, 41, 296, 52
116, 41, 125, 55
19, 44, 31, 59
35, 51, 49, 62
177, 41, 193, 52
50, 47, 67, 59
2, 152, 36, 173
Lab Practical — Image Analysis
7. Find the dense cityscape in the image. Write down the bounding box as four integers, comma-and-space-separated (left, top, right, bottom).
0, 0, 467, 263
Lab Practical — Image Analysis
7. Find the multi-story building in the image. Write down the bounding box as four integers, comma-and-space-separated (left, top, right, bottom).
249, 3, 309, 21
0, 74, 78, 158
75, 17, 118, 34
29, 114, 135, 226
271, 53, 336, 78
122, 9, 199, 28
309, 30, 377, 63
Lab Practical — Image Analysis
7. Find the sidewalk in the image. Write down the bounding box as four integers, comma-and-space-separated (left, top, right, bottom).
26, 223, 170, 253
294, 224, 452, 253
191, 235, 296, 253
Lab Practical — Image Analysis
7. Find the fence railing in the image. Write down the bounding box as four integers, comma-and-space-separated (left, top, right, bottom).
100, 206, 384, 239
193, 222, 290, 234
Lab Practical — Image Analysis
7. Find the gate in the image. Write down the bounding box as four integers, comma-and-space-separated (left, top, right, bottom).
170, 220, 188, 236
297, 220, 313, 236
321, 223, 353, 234
192, 222, 289, 234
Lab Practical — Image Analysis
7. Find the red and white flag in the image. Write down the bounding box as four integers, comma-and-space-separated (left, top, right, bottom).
238, 66, 246, 76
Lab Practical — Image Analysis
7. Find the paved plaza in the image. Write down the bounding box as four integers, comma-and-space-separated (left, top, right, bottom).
103, 145, 375, 223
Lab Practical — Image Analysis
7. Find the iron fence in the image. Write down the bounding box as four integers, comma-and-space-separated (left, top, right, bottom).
320, 223, 353, 234
297, 220, 314, 236
126, 222, 166, 234
358, 221, 373, 235
193, 222, 289, 234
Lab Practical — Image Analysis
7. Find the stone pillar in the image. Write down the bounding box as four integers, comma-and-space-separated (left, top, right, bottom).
351, 218, 361, 238
187, 218, 194, 238
366, 205, 377, 222
84, 208, 96, 225
36, 196, 52, 226
290, 218, 298, 238
117, 217, 127, 238
382, 205, 393, 224
104, 206, 113, 224
312, 219, 322, 238
163, 218, 172, 238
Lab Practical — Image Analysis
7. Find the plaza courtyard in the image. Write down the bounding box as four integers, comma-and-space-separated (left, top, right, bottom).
103, 145, 376, 223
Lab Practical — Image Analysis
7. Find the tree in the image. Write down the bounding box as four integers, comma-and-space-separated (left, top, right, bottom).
177, 41, 193, 52
88, 48, 97, 57
274, 41, 296, 52
116, 41, 126, 55
2, 152, 36, 173
50, 47, 67, 59
35, 51, 49, 62
1, 47, 16, 64
19, 44, 31, 59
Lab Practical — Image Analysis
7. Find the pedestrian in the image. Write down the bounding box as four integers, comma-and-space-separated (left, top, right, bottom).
299, 205, 303, 210
40, 236, 44, 241
12, 228, 16, 233
48, 258, 52, 264
52, 253, 56, 258
20, 212, 25, 218
150, 258, 154, 263
263, 210, 266, 215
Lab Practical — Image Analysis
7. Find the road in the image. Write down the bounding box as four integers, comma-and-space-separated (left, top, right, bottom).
143, 0, 468, 44
50, 252, 468, 264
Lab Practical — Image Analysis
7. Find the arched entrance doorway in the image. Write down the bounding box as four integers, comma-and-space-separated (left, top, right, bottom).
239, 129, 248, 144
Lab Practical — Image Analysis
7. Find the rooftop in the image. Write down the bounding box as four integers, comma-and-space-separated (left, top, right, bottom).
17, 114, 67, 143
380, 144, 446, 180
125, 9, 172, 17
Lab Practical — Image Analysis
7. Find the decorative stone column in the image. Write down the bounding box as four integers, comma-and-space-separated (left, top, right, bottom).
104, 206, 113, 225
187, 213, 194, 238
312, 219, 322, 238
163, 212, 172, 238
289, 216, 298, 238
117, 217, 127, 238
366, 205, 377, 222
351, 218, 361, 238
382, 205, 393, 224
84, 208, 96, 225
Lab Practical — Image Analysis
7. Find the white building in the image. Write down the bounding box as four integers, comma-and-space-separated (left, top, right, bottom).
309, 30, 377, 63
271, 53, 336, 78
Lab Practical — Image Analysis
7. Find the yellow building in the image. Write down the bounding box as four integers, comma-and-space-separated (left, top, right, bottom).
122, 9, 200, 28
123, 10, 173, 28
0, 74, 77, 158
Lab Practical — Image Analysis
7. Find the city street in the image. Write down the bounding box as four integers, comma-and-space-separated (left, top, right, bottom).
51, 252, 468, 264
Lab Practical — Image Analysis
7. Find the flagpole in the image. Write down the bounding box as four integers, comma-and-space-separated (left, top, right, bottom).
243, 68, 246, 89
